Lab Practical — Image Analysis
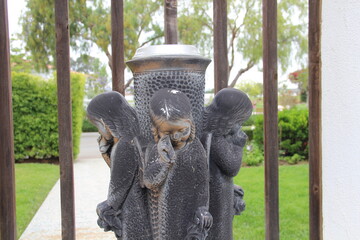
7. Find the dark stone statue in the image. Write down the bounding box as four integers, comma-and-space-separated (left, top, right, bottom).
87, 92, 152, 239
144, 89, 212, 240
87, 45, 252, 240
202, 88, 252, 240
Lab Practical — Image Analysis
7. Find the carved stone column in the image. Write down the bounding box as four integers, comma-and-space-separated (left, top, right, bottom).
127, 45, 211, 142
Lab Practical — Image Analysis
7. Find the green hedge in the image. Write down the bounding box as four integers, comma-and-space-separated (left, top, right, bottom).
253, 107, 309, 159
242, 114, 262, 141
242, 142, 264, 166
82, 117, 98, 132
12, 72, 85, 161
70, 73, 86, 157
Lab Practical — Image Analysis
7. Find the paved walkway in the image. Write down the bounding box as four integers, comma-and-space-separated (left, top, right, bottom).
20, 133, 116, 240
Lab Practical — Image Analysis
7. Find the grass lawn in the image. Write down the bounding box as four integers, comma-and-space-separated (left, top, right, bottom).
15, 163, 59, 238
233, 164, 309, 239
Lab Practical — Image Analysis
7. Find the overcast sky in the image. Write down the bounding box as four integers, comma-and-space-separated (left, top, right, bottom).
8, 0, 24, 36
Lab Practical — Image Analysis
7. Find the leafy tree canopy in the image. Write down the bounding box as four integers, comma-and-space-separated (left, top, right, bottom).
10, 46, 35, 73
20, 0, 163, 72
71, 54, 109, 99
20, 0, 308, 88
178, 0, 308, 87
235, 81, 263, 99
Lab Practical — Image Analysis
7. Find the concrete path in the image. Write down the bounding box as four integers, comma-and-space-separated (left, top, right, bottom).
20, 133, 116, 240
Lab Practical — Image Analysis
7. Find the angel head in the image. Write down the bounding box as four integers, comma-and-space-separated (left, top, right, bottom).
149, 89, 195, 150
203, 88, 253, 136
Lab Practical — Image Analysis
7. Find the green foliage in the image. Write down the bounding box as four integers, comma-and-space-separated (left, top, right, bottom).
70, 73, 86, 157
242, 114, 262, 141
15, 163, 59, 237
242, 142, 264, 166
252, 114, 264, 146
179, 0, 308, 86
20, 0, 307, 89
283, 153, 305, 164
20, 0, 163, 71
12, 72, 58, 160
253, 107, 309, 159
123, 0, 163, 59
20, 0, 95, 71
278, 108, 309, 158
20, 0, 55, 71
71, 55, 109, 99
242, 126, 253, 141
10, 47, 35, 73
235, 81, 263, 99
243, 114, 261, 127
178, 0, 212, 57
82, 117, 98, 132
12, 72, 85, 161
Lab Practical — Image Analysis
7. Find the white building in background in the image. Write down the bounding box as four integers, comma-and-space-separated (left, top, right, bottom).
322, 1, 360, 239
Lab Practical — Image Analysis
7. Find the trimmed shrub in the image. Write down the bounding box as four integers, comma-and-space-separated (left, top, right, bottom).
242, 126, 254, 141
242, 114, 262, 141
283, 153, 305, 165
82, 117, 98, 132
12, 72, 85, 161
242, 142, 264, 166
70, 73, 86, 157
252, 107, 309, 159
243, 114, 256, 127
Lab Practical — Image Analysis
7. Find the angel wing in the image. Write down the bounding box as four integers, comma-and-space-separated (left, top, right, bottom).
203, 88, 253, 136
87, 91, 143, 168
87, 91, 140, 141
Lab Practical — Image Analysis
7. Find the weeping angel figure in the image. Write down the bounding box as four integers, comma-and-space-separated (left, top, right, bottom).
202, 88, 253, 240
87, 91, 152, 239
143, 89, 212, 240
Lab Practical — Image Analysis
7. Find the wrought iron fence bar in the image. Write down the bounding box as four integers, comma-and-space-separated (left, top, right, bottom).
309, 0, 322, 239
213, 0, 228, 93
111, 0, 125, 94
164, 0, 178, 44
263, 0, 279, 239
0, 0, 16, 239
55, 0, 76, 239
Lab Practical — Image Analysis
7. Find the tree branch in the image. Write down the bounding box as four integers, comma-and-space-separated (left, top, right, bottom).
105, 49, 112, 70
227, 1, 252, 75
136, 17, 146, 41
124, 77, 134, 90
139, 35, 164, 48
228, 25, 240, 73
228, 60, 255, 88
198, 8, 213, 31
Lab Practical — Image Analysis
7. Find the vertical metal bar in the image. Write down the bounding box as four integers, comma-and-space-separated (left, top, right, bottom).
0, 0, 16, 239
111, 0, 125, 95
263, 0, 279, 239
213, 0, 228, 93
55, 0, 76, 239
309, 0, 322, 239
164, 0, 178, 44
